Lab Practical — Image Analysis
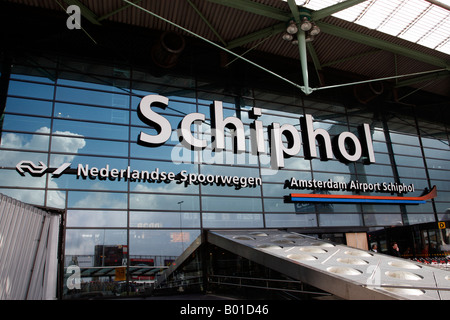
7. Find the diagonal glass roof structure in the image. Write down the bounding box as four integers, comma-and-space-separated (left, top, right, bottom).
290, 0, 450, 54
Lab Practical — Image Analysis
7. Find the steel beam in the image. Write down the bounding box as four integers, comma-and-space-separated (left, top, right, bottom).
226, 22, 286, 49
312, 0, 369, 20
394, 70, 450, 88
316, 21, 450, 70
205, 0, 290, 21
97, 0, 142, 22
187, 0, 227, 46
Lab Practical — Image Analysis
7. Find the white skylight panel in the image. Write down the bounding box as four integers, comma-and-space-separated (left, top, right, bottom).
376, 2, 411, 36
436, 38, 450, 54
297, 0, 339, 11
333, 1, 369, 22
399, 6, 436, 42
415, 8, 450, 48
356, 0, 403, 30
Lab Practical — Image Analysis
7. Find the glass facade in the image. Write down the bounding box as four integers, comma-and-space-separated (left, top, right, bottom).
0, 55, 449, 298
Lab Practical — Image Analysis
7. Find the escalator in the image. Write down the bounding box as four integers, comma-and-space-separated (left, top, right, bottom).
154, 229, 450, 300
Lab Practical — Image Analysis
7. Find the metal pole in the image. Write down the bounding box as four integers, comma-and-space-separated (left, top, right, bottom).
312, 68, 447, 92
298, 30, 313, 95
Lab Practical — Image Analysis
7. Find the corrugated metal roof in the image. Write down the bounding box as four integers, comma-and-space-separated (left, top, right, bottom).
3, 0, 450, 98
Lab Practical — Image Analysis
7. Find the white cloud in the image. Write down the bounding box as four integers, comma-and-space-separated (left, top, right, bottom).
0, 127, 87, 208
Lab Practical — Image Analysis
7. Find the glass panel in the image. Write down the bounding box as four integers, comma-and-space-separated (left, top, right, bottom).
11, 73, 55, 84
5, 97, 53, 116
56, 86, 129, 109
426, 158, 450, 170
364, 213, 403, 226
0, 188, 45, 206
370, 152, 390, 164
53, 119, 129, 140
51, 137, 128, 157
404, 214, 435, 225
8, 80, 54, 99
129, 229, 201, 263
421, 137, 449, 149
64, 229, 128, 266
54, 103, 129, 125
130, 211, 201, 228
47, 190, 66, 209
198, 148, 259, 167
1, 114, 51, 133
130, 143, 192, 161
67, 210, 127, 227
265, 213, 317, 228
261, 168, 311, 183
405, 202, 434, 213
273, 156, 312, 171
58, 75, 130, 93
424, 147, 450, 159
392, 144, 422, 156
129, 193, 200, 211
319, 214, 362, 227
311, 159, 355, 173
1, 132, 49, 151
264, 198, 300, 213
0, 169, 46, 188
316, 203, 360, 213
0, 150, 48, 167
202, 213, 264, 228
394, 155, 425, 167
397, 166, 427, 179
362, 204, 402, 213
49, 172, 128, 192
435, 201, 450, 213
389, 132, 419, 145
431, 179, 450, 192
50, 154, 128, 170
202, 196, 262, 212
263, 183, 294, 198
68, 191, 127, 209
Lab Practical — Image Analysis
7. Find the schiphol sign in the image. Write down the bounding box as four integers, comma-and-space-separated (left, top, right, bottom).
14, 94, 437, 204
287, 177, 437, 205
16, 160, 262, 190
15, 159, 437, 204
138, 95, 376, 169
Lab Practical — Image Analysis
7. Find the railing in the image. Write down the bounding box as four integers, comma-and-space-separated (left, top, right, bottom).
208, 274, 330, 297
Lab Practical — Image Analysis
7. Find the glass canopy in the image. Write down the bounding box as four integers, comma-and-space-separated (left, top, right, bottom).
290, 0, 450, 55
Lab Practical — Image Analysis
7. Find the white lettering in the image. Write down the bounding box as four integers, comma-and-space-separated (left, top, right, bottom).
301, 114, 333, 160
337, 131, 362, 162
210, 100, 245, 153
136, 95, 376, 168
179, 112, 206, 149
270, 122, 301, 169
138, 95, 172, 146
